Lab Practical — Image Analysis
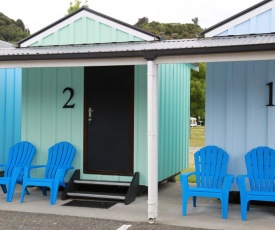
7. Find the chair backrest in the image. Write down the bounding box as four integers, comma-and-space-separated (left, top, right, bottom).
45, 141, 76, 179
4, 141, 36, 178
194, 145, 229, 189
245, 146, 275, 192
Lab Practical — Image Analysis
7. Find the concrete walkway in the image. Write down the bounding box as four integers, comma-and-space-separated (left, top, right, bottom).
0, 182, 275, 230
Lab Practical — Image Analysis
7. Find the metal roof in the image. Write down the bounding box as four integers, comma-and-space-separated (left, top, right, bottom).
0, 40, 14, 48
201, 0, 272, 35
1, 33, 275, 61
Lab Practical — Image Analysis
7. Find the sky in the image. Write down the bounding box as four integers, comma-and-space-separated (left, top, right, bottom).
0, 0, 263, 34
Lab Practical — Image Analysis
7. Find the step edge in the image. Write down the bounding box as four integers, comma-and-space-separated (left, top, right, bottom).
74, 180, 131, 186
67, 192, 125, 200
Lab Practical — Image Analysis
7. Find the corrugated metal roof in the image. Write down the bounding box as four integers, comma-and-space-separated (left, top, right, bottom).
1, 33, 275, 60
0, 40, 14, 48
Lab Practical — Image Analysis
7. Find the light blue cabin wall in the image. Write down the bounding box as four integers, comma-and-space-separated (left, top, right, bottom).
217, 7, 275, 36
206, 61, 275, 189
0, 68, 21, 163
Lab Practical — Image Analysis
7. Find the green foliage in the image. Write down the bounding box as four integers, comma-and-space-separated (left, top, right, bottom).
134, 17, 203, 39
67, 0, 89, 14
191, 63, 206, 120
0, 13, 30, 43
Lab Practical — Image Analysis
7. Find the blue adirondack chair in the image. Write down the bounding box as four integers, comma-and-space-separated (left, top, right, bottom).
20, 141, 76, 205
0, 141, 36, 202
180, 145, 234, 219
236, 146, 275, 221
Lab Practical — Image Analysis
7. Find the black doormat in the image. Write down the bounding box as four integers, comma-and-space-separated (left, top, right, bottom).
62, 200, 117, 209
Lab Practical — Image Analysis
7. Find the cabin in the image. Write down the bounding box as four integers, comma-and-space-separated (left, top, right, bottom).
202, 0, 275, 190
0, 7, 192, 204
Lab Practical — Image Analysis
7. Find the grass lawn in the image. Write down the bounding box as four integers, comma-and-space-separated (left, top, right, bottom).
177, 126, 205, 183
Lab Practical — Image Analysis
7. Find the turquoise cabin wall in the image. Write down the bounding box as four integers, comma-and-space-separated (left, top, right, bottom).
158, 64, 190, 182
22, 67, 84, 180
30, 17, 143, 46
0, 68, 22, 163
21, 64, 191, 185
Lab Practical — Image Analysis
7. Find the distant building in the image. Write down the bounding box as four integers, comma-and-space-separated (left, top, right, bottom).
190, 117, 197, 127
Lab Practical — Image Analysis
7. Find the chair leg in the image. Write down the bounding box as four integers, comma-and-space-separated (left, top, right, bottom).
193, 196, 197, 207
41, 187, 47, 196
1, 185, 7, 194
6, 180, 17, 202
182, 194, 189, 216
221, 200, 229, 219
25, 187, 30, 195
240, 198, 249, 221
20, 185, 27, 203
50, 186, 59, 205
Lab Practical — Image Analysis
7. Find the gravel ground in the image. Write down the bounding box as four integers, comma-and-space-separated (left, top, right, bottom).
0, 210, 213, 230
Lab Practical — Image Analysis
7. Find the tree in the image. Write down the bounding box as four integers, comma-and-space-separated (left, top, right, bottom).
192, 17, 199, 25
133, 18, 203, 39
134, 17, 149, 28
67, 0, 89, 14
190, 63, 206, 120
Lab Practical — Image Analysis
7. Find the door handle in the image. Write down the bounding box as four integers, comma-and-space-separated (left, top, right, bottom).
88, 108, 95, 125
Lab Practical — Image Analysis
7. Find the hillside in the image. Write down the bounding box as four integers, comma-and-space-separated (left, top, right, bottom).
0, 12, 30, 44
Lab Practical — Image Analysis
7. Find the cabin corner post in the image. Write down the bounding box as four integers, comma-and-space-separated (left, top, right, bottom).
147, 60, 158, 221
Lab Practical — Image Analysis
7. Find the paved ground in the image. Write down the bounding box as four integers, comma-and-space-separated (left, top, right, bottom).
0, 210, 212, 230
0, 179, 275, 230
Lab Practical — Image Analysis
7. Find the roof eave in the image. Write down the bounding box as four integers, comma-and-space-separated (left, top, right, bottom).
1, 43, 275, 62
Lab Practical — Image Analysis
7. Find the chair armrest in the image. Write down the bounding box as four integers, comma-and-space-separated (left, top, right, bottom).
222, 174, 234, 190
180, 172, 195, 188
23, 165, 47, 178
27, 165, 47, 169
236, 174, 248, 193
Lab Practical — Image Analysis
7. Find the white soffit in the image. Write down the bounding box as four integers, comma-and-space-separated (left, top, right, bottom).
20, 10, 156, 47
205, 1, 275, 37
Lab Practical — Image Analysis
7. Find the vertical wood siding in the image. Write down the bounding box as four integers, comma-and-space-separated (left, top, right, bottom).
30, 17, 143, 46
0, 69, 21, 163
206, 61, 275, 189
217, 7, 275, 36
22, 67, 84, 179
158, 64, 190, 181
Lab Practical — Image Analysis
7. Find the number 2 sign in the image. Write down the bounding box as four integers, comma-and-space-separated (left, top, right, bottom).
63, 87, 75, 108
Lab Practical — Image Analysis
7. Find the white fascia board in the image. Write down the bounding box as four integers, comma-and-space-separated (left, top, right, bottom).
20, 11, 155, 47
205, 1, 275, 37
156, 51, 275, 64
0, 57, 147, 68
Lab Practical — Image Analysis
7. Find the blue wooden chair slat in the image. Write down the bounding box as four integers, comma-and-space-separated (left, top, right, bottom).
180, 145, 234, 219
20, 141, 76, 205
0, 141, 36, 202
236, 146, 275, 221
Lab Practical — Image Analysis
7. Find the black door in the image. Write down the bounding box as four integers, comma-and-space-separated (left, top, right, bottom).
84, 66, 134, 175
